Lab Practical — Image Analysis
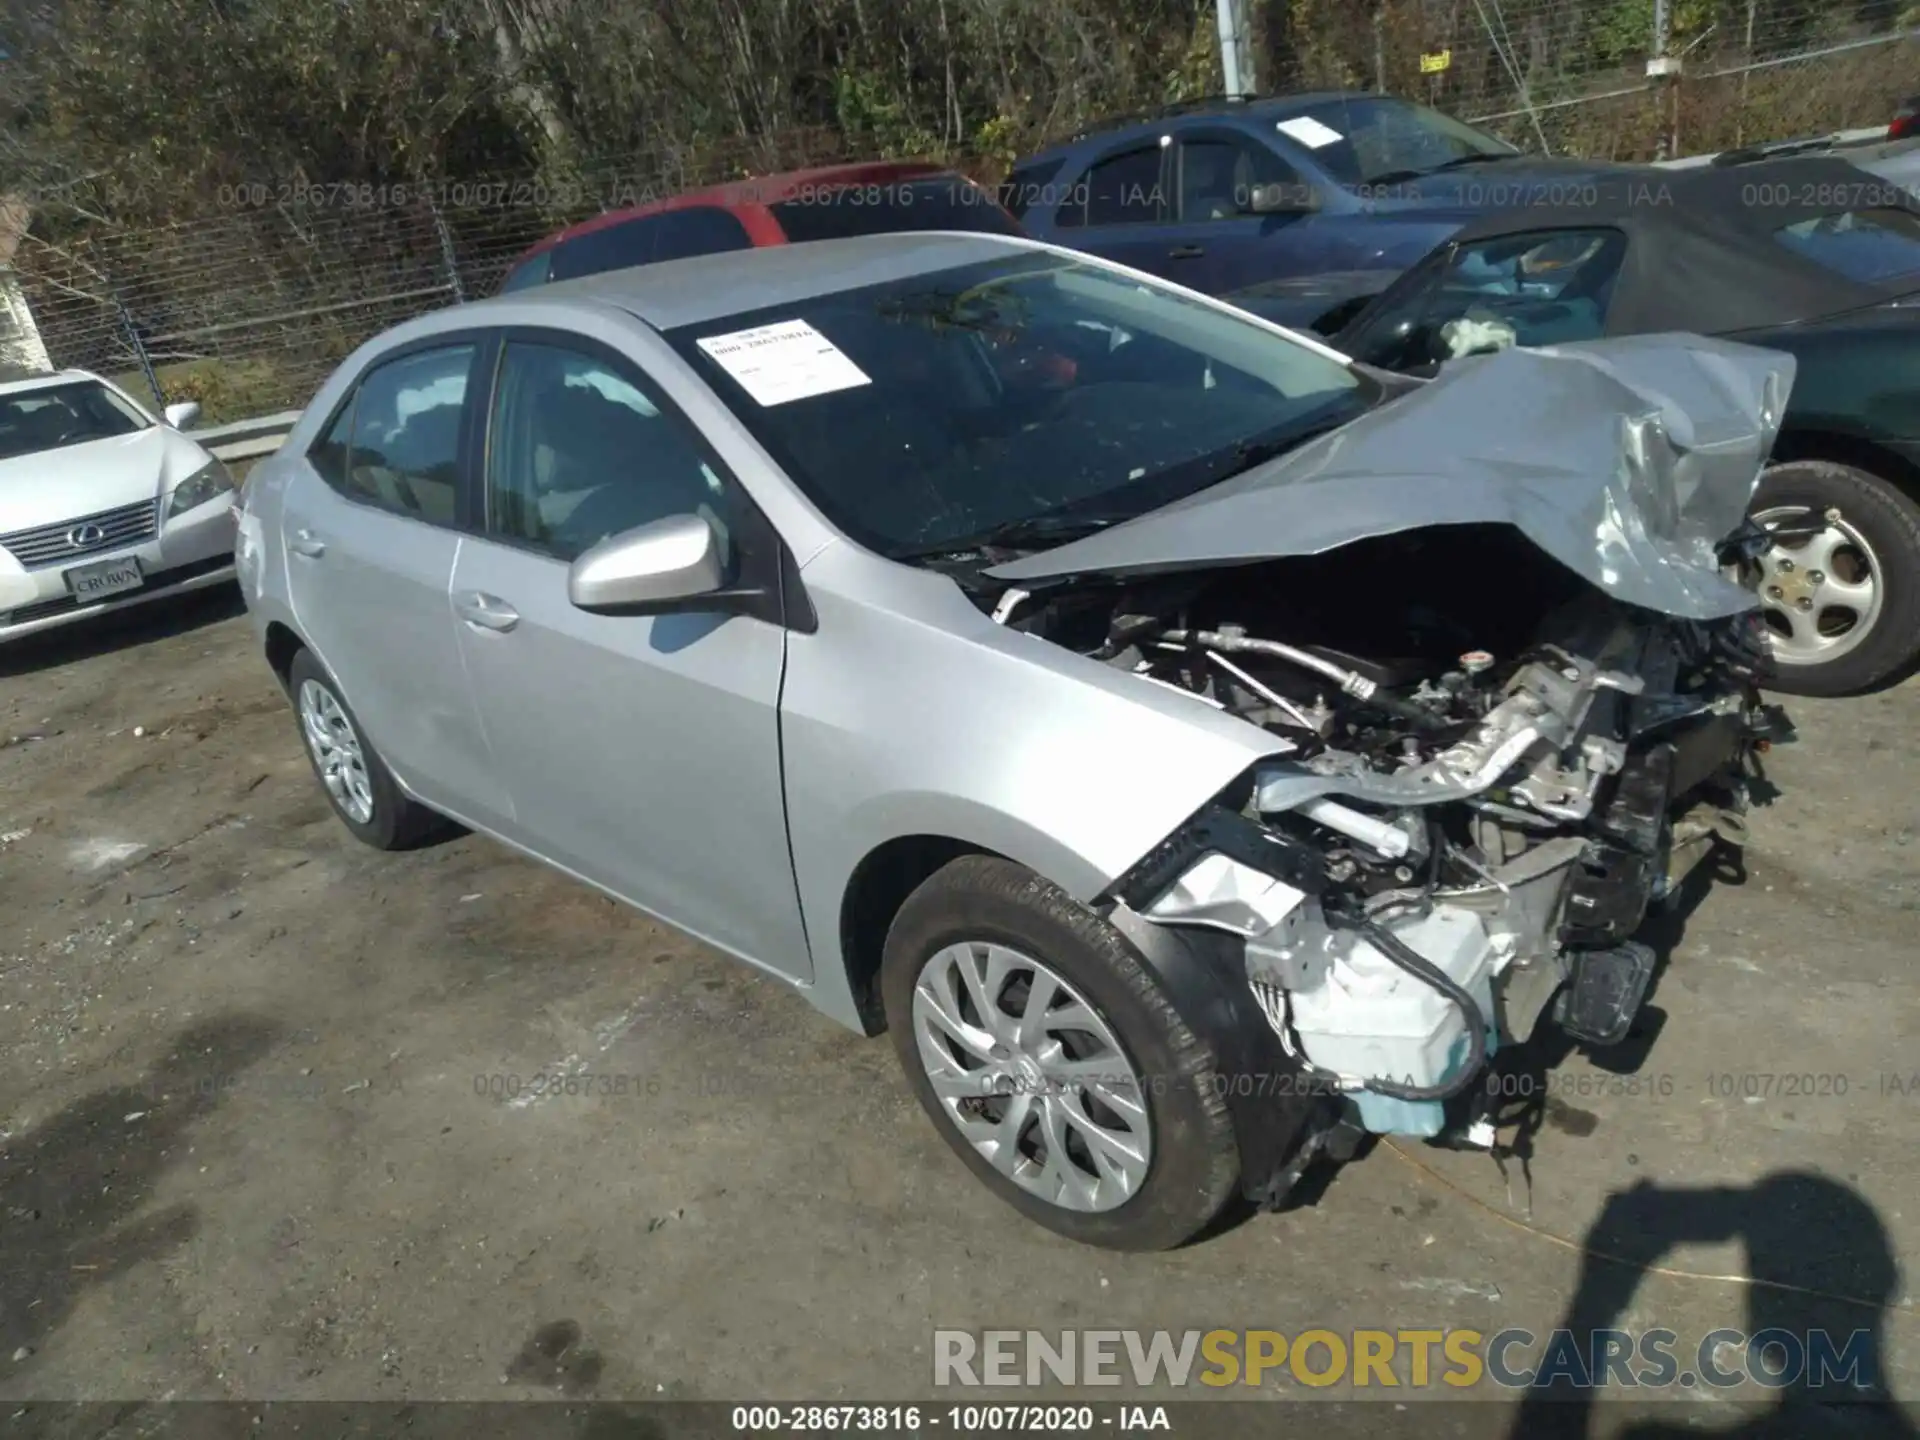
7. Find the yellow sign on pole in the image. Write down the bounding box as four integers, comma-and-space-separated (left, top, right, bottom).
1419, 49, 1452, 74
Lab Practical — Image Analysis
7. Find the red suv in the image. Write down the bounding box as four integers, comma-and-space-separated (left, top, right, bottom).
496, 160, 1022, 293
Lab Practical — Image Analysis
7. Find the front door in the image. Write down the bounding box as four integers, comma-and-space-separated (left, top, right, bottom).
449, 334, 810, 978
1164, 128, 1322, 293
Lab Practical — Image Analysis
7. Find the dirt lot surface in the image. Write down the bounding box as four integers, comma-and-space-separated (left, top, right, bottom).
1, 588, 1916, 1430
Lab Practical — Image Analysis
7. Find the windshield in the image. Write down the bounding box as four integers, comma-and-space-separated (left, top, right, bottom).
667, 253, 1366, 559
1277, 95, 1518, 187
0, 380, 149, 461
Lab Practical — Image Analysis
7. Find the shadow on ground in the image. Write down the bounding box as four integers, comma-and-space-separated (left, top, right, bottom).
0, 584, 244, 681
0, 1013, 281, 1366
1507, 1170, 1915, 1439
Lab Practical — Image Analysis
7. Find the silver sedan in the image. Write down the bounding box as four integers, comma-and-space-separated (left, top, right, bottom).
239, 233, 1780, 1249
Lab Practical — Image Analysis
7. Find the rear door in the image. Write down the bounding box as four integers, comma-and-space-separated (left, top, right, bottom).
447, 329, 809, 978
280, 339, 513, 825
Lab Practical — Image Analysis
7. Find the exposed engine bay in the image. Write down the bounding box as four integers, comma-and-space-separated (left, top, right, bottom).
992, 524, 1773, 1146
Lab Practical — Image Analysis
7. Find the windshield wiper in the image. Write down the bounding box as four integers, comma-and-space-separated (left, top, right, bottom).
1366, 152, 1512, 187
1212, 414, 1355, 482
894, 511, 1125, 560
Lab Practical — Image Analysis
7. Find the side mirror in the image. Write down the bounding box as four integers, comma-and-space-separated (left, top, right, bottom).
163, 401, 202, 430
1243, 182, 1320, 215
568, 512, 729, 615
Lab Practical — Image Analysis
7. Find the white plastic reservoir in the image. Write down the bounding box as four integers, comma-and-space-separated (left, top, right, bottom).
1287, 906, 1497, 1094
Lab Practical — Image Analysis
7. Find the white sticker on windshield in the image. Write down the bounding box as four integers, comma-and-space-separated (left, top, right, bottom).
696, 319, 871, 407
1277, 115, 1344, 149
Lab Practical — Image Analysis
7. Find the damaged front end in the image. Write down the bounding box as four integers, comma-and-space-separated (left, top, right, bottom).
981, 336, 1791, 1199
1095, 579, 1770, 1148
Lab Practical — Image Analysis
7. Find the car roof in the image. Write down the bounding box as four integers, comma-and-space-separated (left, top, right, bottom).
1018, 90, 1382, 162
521, 159, 961, 260
0, 366, 101, 395
448, 231, 1040, 335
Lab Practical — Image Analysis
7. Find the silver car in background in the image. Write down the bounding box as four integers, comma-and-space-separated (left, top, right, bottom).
238, 234, 1782, 1250
0, 368, 237, 642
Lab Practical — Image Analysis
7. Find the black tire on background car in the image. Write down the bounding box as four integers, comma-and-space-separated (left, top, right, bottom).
286, 648, 445, 850
880, 855, 1241, 1251
1748, 460, 1920, 697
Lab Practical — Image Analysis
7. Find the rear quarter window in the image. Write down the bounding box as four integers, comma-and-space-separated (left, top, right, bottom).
1773, 208, 1920, 284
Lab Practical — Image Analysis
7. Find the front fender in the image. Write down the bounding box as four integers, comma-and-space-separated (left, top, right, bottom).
780, 549, 1284, 1030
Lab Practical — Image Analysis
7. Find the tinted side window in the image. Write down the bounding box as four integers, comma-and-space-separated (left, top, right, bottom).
1773, 208, 1920, 283
342, 345, 473, 524
1063, 146, 1165, 228
650, 206, 756, 262
484, 341, 735, 565
496, 250, 552, 294
999, 158, 1065, 220
1176, 137, 1301, 222
548, 216, 660, 281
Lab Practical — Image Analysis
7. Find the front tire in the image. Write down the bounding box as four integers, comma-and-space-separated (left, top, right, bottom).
287, 648, 445, 849
880, 855, 1240, 1251
1749, 461, 1920, 696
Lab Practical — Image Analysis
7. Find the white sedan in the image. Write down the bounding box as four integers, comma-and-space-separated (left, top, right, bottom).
0, 368, 239, 642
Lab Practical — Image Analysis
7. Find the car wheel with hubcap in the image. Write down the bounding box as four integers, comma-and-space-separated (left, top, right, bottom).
287, 648, 445, 849
1747, 461, 1920, 696
881, 855, 1240, 1251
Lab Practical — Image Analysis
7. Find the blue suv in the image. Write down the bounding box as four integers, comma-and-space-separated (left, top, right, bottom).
1006, 91, 1634, 331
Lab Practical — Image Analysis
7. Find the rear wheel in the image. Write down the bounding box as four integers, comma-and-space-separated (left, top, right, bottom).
1748, 461, 1920, 696
287, 648, 445, 849
880, 855, 1240, 1251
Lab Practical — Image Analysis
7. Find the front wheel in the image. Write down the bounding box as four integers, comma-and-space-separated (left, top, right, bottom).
880, 855, 1241, 1251
1748, 461, 1920, 696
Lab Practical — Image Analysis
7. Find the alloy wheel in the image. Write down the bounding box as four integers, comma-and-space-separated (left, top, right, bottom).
298, 679, 375, 825
1750, 504, 1885, 668
911, 941, 1152, 1213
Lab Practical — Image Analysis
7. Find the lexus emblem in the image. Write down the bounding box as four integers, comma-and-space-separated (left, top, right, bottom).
67, 522, 105, 549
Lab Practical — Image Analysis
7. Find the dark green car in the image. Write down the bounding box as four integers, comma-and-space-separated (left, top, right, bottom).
1279, 155, 1920, 697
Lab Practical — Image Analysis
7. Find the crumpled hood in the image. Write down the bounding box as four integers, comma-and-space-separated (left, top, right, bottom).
989, 333, 1794, 621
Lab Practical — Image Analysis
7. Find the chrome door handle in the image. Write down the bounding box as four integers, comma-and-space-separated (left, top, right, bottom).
289, 529, 326, 559
454, 591, 520, 633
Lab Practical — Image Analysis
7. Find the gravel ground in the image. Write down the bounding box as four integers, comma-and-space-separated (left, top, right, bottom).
0, 587, 1915, 1434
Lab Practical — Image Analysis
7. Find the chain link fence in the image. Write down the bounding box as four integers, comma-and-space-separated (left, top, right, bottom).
10, 2, 1918, 424
13, 127, 849, 423
1276, 0, 1917, 155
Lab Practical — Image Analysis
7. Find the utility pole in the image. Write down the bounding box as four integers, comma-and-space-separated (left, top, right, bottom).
1216, 0, 1256, 97
1648, 0, 1681, 159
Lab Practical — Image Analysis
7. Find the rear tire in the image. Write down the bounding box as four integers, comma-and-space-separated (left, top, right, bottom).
287, 648, 445, 850
1749, 461, 1920, 696
880, 855, 1240, 1251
